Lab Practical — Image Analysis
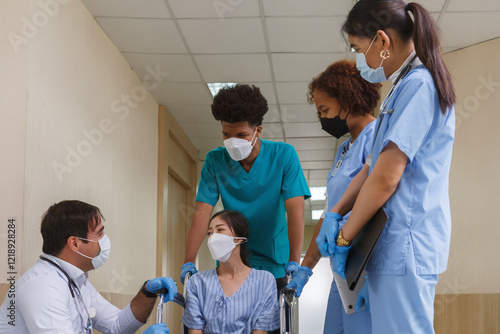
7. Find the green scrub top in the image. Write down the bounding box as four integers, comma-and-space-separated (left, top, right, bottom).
196, 140, 311, 277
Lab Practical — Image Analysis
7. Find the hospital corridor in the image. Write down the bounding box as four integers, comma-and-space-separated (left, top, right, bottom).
1, 0, 500, 333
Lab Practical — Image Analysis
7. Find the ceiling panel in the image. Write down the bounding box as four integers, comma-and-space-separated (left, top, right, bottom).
122, 53, 201, 82
263, 0, 354, 16
82, 0, 170, 18
165, 104, 214, 123
281, 104, 319, 123
309, 178, 329, 187
195, 54, 272, 82
276, 82, 310, 104
272, 53, 345, 82
309, 169, 331, 179
149, 82, 213, 105
284, 122, 327, 138
416, 0, 447, 12
95, 18, 186, 53
446, 0, 500, 12
440, 12, 500, 49
263, 105, 281, 123
266, 17, 347, 53
245, 83, 277, 104
168, 0, 260, 18
311, 200, 327, 208
297, 149, 336, 161
300, 161, 334, 170
261, 123, 285, 139
442, 46, 462, 53
287, 137, 338, 151
178, 18, 267, 54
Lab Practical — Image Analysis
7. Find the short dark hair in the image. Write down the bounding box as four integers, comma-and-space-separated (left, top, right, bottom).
308, 59, 381, 118
210, 210, 251, 267
41, 200, 104, 256
211, 84, 268, 126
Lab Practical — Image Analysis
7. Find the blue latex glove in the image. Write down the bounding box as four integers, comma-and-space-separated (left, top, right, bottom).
146, 277, 177, 303
285, 266, 313, 297
355, 279, 370, 313
180, 262, 198, 285
285, 261, 299, 276
143, 323, 170, 334
331, 244, 351, 279
315, 212, 343, 257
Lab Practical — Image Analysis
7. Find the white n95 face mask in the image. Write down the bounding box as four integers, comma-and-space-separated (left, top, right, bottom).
76, 234, 111, 270
224, 129, 258, 161
356, 35, 388, 83
207, 233, 247, 263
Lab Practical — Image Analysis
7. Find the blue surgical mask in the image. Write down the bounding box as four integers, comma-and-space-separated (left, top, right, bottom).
356, 35, 388, 83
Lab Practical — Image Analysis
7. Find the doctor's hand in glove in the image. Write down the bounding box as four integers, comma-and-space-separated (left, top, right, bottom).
180, 262, 198, 285
146, 277, 177, 302
143, 323, 170, 334
285, 265, 313, 297
331, 243, 351, 279
355, 279, 370, 313
316, 212, 343, 257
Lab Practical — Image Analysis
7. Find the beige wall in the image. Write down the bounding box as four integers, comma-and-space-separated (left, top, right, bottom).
0, 0, 29, 284
440, 38, 500, 295
0, 0, 160, 297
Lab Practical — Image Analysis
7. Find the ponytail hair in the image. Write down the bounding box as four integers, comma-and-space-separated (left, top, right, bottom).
210, 210, 251, 267
342, 0, 455, 113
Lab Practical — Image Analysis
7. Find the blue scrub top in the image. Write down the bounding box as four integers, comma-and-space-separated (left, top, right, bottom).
196, 140, 311, 274
324, 121, 376, 229
367, 64, 455, 276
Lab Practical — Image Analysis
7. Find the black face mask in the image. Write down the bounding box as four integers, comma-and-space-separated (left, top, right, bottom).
320, 110, 349, 139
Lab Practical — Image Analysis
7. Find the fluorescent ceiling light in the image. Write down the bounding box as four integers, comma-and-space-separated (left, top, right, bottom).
311, 210, 324, 220
310, 186, 327, 201
207, 82, 237, 97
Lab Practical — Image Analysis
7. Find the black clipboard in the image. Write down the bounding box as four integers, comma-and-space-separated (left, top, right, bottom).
345, 208, 388, 290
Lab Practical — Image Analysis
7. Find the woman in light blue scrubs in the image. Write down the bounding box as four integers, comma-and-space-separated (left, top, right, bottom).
292, 59, 381, 334
319, 1, 456, 333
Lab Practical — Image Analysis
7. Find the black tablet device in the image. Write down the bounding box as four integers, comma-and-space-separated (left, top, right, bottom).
345, 208, 388, 290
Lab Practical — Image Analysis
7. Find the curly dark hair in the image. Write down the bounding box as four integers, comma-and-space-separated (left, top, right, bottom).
307, 59, 381, 118
211, 84, 268, 126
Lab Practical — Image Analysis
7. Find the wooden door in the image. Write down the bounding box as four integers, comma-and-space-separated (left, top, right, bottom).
157, 105, 198, 334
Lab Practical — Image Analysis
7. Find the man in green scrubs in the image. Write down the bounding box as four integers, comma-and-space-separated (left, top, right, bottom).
180, 84, 310, 292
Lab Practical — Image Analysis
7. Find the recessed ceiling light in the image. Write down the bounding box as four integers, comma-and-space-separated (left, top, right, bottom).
207, 82, 237, 97
311, 210, 324, 220
310, 186, 327, 201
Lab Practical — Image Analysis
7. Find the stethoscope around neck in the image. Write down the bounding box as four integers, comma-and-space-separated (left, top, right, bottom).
366, 54, 418, 168
375, 54, 418, 140
40, 256, 94, 333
